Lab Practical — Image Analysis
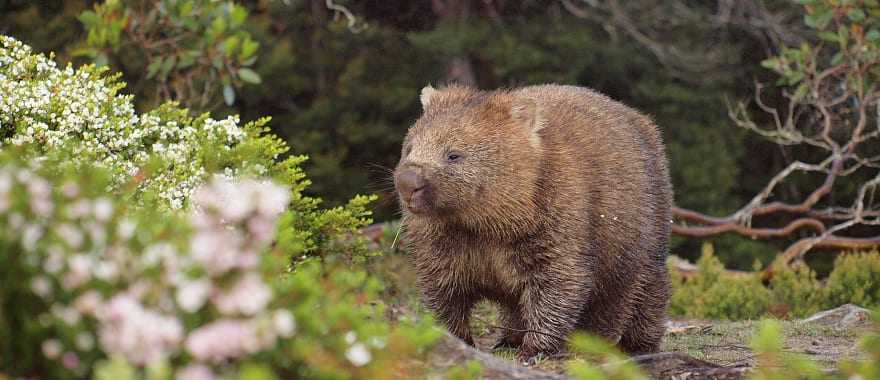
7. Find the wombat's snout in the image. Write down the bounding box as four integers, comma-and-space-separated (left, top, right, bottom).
395, 165, 428, 212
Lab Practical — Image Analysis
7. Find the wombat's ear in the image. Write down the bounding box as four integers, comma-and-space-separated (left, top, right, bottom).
420, 85, 437, 110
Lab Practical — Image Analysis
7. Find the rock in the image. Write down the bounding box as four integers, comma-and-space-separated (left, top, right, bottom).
802, 304, 872, 328
427, 332, 567, 380
627, 352, 750, 380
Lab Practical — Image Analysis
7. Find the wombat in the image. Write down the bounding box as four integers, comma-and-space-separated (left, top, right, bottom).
394, 84, 672, 364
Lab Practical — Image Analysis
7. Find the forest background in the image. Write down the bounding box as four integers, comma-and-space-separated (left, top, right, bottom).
1, 0, 815, 271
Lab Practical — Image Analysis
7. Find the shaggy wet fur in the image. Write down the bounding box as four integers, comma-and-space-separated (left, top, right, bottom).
394, 84, 672, 362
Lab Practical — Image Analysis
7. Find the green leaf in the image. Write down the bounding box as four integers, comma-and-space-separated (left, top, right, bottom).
177, 51, 199, 69
146, 360, 171, 380
179, 1, 194, 17
760, 58, 778, 70
237, 363, 278, 380
146, 57, 163, 79
792, 83, 809, 101
224, 36, 240, 56
224, 84, 236, 105
867, 29, 880, 41
805, 8, 834, 30
211, 17, 227, 35
848, 8, 866, 22
240, 38, 259, 60
238, 68, 262, 84
93, 355, 137, 380
831, 52, 845, 66
78, 10, 100, 27
159, 55, 177, 80
818, 31, 841, 42
230, 6, 248, 28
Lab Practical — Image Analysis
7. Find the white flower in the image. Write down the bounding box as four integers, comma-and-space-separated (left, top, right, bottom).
56, 223, 84, 249
64, 254, 92, 289
30, 276, 52, 298
75, 333, 94, 350
273, 310, 296, 338
345, 343, 372, 367
345, 331, 357, 344
176, 279, 212, 313
42, 339, 62, 359
22, 223, 43, 251
93, 198, 113, 221
73, 290, 102, 315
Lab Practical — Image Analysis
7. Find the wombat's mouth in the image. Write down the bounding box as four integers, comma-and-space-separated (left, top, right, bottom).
402, 187, 429, 214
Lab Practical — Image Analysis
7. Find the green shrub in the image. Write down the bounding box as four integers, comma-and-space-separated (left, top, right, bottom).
768, 265, 823, 318
669, 243, 771, 320
824, 251, 880, 310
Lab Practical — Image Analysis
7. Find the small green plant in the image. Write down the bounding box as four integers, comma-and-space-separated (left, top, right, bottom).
567, 334, 647, 380
824, 251, 880, 309
445, 360, 483, 380
670, 243, 771, 320
769, 264, 823, 318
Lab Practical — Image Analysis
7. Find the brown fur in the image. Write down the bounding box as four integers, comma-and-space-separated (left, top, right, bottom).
394, 84, 673, 361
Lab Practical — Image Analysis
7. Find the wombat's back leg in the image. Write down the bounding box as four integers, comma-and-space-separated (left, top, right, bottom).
618, 265, 669, 355
491, 303, 525, 350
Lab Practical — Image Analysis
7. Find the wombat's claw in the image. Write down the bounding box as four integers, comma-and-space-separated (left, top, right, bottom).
516, 351, 543, 367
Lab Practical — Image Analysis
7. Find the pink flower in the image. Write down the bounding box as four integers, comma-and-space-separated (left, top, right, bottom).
212, 274, 271, 316
98, 294, 183, 365
185, 319, 264, 362
189, 229, 246, 276
62, 352, 80, 369
176, 364, 216, 380
64, 254, 92, 289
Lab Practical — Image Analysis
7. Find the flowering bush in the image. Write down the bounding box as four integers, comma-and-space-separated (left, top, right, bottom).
3, 34, 266, 210
0, 34, 375, 264
0, 148, 438, 378
0, 36, 439, 378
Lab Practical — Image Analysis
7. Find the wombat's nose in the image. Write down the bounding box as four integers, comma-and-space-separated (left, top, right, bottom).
395, 166, 426, 199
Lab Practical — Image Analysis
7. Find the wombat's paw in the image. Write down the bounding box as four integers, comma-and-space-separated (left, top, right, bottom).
491, 333, 523, 351
515, 350, 545, 367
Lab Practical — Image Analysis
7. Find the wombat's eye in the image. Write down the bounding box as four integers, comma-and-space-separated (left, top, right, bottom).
445, 151, 464, 163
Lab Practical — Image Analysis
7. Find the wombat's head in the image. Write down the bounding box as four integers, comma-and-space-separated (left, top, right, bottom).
394, 85, 544, 226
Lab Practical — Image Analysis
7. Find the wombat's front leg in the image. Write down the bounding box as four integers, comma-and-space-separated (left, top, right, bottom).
420, 281, 476, 345
517, 272, 588, 365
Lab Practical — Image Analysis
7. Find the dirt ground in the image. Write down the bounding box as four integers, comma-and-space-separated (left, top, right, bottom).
465, 302, 868, 377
